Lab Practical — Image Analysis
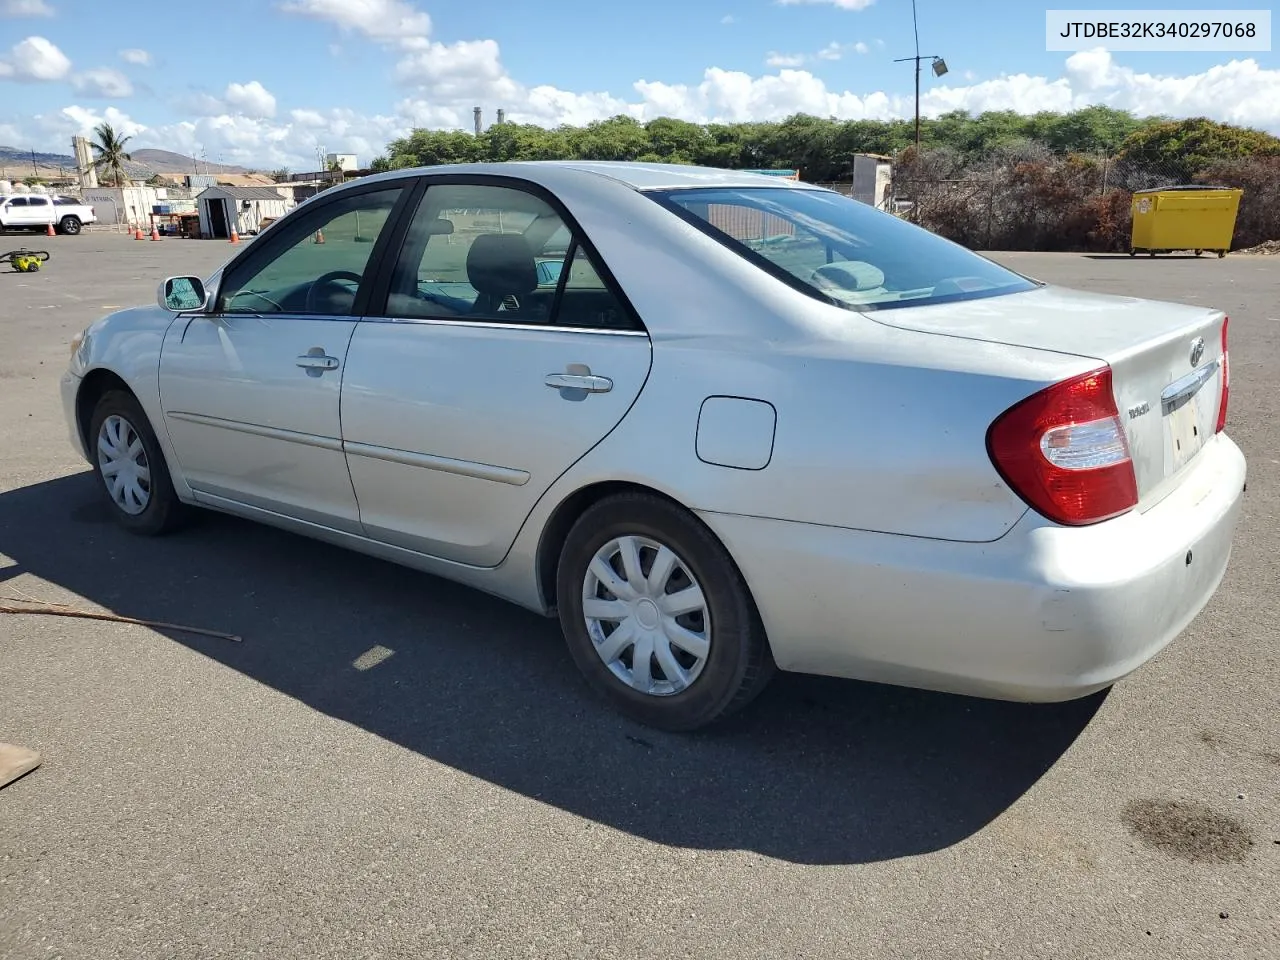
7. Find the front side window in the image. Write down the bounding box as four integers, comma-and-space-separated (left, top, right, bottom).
218, 186, 404, 316
28, 197, 49, 207
650, 187, 1036, 311
383, 182, 635, 330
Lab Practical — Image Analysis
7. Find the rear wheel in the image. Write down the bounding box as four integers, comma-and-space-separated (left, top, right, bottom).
88, 390, 188, 536
556, 492, 774, 731
58, 216, 82, 236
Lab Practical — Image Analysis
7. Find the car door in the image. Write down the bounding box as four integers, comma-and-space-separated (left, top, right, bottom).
3, 196, 33, 227
157, 181, 414, 532
341, 178, 653, 566
25, 195, 52, 228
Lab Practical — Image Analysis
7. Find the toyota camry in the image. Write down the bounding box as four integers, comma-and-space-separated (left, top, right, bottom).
62, 161, 1247, 731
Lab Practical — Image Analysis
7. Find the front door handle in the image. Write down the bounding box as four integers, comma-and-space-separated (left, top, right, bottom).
296, 354, 339, 371
544, 373, 613, 393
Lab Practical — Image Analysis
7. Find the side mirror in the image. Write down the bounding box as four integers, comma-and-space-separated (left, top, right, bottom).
158, 275, 207, 312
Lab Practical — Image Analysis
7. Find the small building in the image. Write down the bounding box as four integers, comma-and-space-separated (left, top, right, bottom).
326, 153, 358, 172
851, 154, 894, 210
196, 185, 291, 238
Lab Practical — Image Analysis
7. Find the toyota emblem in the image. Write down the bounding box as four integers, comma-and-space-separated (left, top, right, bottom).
1189, 337, 1205, 367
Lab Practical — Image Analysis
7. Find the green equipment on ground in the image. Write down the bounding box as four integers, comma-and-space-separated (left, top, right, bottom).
4, 249, 51, 273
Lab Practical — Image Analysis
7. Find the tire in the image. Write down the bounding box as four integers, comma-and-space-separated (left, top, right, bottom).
88, 390, 188, 536
58, 216, 82, 236
556, 492, 775, 732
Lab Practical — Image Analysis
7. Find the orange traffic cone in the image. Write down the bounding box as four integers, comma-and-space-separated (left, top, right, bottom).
150, 225, 162, 241
134, 227, 144, 240
229, 229, 240, 244
46, 222, 56, 237
314, 229, 324, 244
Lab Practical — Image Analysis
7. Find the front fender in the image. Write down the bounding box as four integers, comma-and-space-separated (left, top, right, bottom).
70, 307, 195, 502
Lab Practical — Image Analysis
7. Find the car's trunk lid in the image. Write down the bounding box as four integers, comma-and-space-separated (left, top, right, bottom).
863, 284, 1228, 508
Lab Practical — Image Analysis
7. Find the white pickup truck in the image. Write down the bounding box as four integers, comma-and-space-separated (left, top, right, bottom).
0, 194, 98, 235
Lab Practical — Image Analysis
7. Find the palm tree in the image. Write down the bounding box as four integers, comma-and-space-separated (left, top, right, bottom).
91, 123, 134, 188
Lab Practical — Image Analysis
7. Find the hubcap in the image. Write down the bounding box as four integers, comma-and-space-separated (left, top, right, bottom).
582, 535, 711, 696
97, 414, 151, 515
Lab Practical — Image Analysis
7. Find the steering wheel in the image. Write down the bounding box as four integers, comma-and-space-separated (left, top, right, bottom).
306, 270, 363, 314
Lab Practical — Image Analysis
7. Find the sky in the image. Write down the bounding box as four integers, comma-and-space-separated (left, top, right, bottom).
0, 0, 1277, 171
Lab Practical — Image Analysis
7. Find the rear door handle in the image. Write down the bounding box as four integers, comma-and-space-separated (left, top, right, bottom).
296, 354, 340, 371
544, 373, 613, 393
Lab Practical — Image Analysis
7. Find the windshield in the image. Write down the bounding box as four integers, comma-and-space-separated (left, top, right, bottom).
649, 186, 1037, 311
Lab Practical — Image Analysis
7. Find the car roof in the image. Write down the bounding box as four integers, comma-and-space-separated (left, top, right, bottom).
360, 160, 820, 193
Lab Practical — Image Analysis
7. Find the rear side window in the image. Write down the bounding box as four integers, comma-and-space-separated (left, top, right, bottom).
383, 181, 637, 331
649, 186, 1036, 312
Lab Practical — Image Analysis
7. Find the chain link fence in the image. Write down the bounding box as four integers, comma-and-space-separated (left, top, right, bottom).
883, 144, 1278, 252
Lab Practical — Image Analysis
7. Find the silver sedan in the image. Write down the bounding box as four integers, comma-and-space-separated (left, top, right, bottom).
61, 161, 1247, 731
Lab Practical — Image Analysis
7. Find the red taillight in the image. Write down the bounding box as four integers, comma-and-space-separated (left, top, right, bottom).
1216, 316, 1229, 433
987, 365, 1138, 526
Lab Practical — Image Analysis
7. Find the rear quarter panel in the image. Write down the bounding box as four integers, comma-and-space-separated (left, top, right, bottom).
554, 316, 1094, 543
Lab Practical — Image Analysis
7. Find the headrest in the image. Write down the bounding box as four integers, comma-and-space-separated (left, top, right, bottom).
466, 234, 537, 297
811, 260, 886, 293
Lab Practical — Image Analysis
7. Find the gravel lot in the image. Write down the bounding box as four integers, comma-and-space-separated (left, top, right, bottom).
2, 234, 1277, 959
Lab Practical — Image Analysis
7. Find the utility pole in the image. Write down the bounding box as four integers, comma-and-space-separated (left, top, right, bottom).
893, 0, 947, 150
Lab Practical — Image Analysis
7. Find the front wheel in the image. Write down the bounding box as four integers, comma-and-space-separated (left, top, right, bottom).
556, 492, 775, 731
88, 390, 188, 536
58, 216, 82, 236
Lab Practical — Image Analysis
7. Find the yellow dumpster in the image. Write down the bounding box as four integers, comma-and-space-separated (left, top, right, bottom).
1130, 185, 1242, 258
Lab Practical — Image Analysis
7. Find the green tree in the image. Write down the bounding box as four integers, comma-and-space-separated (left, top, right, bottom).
90, 123, 134, 188
1118, 117, 1280, 182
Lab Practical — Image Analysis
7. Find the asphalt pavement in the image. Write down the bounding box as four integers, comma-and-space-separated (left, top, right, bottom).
1, 233, 1277, 959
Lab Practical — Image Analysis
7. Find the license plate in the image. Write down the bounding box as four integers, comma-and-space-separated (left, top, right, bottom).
1165, 392, 1204, 472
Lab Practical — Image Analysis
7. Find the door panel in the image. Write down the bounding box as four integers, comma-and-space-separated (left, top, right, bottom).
342, 321, 651, 565
159, 315, 362, 531
156, 182, 411, 531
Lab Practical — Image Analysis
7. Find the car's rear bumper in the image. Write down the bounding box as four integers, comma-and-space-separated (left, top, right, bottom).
698, 433, 1246, 702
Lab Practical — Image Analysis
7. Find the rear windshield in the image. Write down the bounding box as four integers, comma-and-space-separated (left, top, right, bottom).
648, 186, 1037, 311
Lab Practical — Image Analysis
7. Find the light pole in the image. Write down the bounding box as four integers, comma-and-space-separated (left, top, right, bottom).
893, 0, 947, 150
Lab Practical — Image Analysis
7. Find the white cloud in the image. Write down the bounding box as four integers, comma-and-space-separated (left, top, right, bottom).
49, 105, 146, 141
71, 67, 134, 97
766, 52, 807, 68
224, 80, 277, 118
0, 0, 55, 16
178, 81, 279, 119
721, 14, 734, 23
119, 48, 151, 66
854, 41, 869, 55
777, 0, 876, 9
768, 41, 867, 67
0, 35, 70, 80
278, 0, 432, 50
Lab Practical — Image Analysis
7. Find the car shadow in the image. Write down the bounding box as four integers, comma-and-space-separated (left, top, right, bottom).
0, 472, 1106, 865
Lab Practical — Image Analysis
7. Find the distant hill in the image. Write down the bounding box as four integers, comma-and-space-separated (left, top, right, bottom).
130, 149, 250, 175
0, 144, 254, 181
0, 145, 78, 178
